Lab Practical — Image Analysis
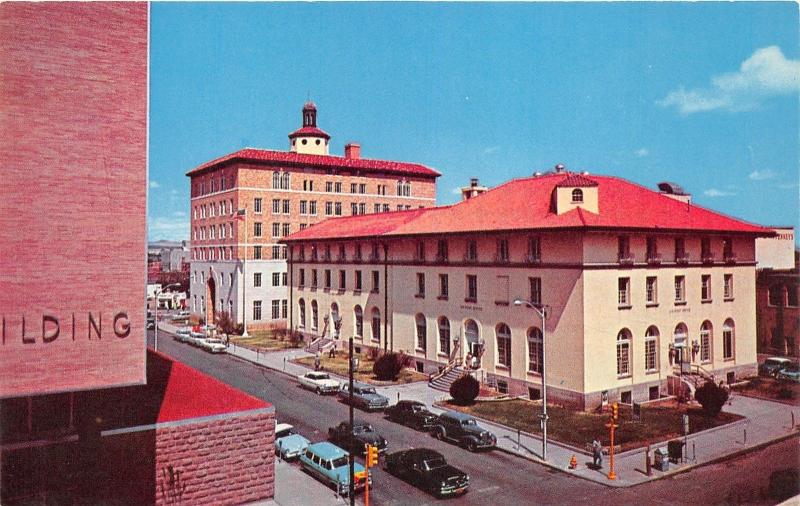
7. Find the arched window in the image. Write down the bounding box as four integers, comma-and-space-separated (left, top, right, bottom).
371, 308, 381, 342
298, 299, 306, 328
354, 305, 363, 338
644, 326, 659, 372
464, 319, 480, 358
281, 172, 290, 190
723, 319, 735, 359
438, 317, 451, 356
617, 329, 632, 376
272, 172, 281, 189
571, 188, 583, 203
331, 303, 340, 337
415, 314, 427, 350
700, 321, 713, 363
311, 300, 318, 331
527, 327, 543, 374
496, 323, 511, 368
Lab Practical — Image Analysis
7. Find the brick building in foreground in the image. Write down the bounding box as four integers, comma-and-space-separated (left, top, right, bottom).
0, 4, 274, 504
187, 102, 439, 331
284, 170, 773, 409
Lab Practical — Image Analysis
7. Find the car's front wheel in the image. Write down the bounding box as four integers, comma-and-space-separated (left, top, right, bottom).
434, 428, 445, 441
466, 440, 478, 452
316, 387, 322, 395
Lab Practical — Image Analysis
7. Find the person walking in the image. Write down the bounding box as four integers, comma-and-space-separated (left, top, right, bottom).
314, 351, 321, 371
592, 438, 603, 469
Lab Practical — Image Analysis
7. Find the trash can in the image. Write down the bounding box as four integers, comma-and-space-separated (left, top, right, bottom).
667, 439, 684, 463
654, 447, 669, 472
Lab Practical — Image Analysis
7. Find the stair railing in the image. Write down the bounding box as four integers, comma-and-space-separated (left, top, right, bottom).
429, 340, 463, 384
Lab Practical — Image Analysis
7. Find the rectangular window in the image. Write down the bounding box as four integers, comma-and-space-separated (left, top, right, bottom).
299, 269, 305, 287
335, 202, 342, 215
254, 198, 263, 214
675, 237, 687, 262
272, 272, 280, 287
272, 222, 280, 238
788, 286, 798, 307
497, 239, 509, 262
701, 274, 712, 301
723, 327, 734, 360
371, 271, 380, 293
350, 183, 357, 193
374, 203, 380, 213
618, 277, 631, 307
309, 201, 317, 215
382, 204, 389, 212
281, 299, 288, 319
253, 246, 262, 260
325, 202, 333, 216
253, 300, 262, 321
254, 222, 262, 237
339, 270, 346, 290
334, 182, 342, 193
527, 236, 541, 262
300, 223, 307, 231
718, 273, 732, 300
311, 269, 318, 288
416, 273, 425, 297
529, 277, 542, 305
253, 272, 262, 287
272, 245, 281, 259
272, 199, 280, 214
271, 300, 280, 320
646, 236, 660, 263
351, 203, 358, 215
645, 338, 657, 372
466, 240, 477, 262
416, 241, 426, 261
283, 199, 290, 214
359, 183, 366, 194
358, 203, 366, 215
466, 274, 478, 302
282, 223, 290, 237
646, 276, 658, 304
618, 236, 632, 263
324, 269, 331, 290
675, 275, 685, 303
299, 200, 307, 215
282, 272, 287, 286
355, 270, 363, 291
437, 240, 448, 262
439, 274, 449, 299
325, 181, 333, 192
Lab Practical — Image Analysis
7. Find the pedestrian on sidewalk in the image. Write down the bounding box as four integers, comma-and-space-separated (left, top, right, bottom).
465, 352, 473, 369
314, 351, 321, 371
329, 343, 337, 359
592, 438, 603, 469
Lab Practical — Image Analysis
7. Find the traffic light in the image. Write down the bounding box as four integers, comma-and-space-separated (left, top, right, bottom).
611, 402, 619, 421
366, 445, 379, 467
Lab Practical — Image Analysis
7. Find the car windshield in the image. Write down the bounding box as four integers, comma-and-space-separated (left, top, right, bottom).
783, 363, 800, 372
310, 373, 330, 380
276, 428, 297, 438
361, 387, 377, 395
353, 424, 373, 434
423, 457, 446, 470
331, 456, 349, 468
767, 359, 788, 366
462, 419, 477, 426
411, 405, 422, 412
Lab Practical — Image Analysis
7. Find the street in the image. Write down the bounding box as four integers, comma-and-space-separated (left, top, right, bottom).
150, 331, 799, 505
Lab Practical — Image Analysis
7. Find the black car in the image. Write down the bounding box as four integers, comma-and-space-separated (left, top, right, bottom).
385, 400, 438, 431
384, 448, 469, 498
430, 412, 496, 452
328, 420, 388, 456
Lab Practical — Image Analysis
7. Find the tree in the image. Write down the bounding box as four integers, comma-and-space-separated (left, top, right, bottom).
215, 311, 240, 335
372, 351, 412, 381
694, 381, 729, 416
450, 374, 480, 405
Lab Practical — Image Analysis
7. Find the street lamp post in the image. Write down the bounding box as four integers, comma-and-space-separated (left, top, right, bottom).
513, 298, 549, 461
154, 283, 181, 351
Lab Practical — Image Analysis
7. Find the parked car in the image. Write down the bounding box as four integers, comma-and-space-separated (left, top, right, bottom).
275, 423, 310, 460
759, 357, 794, 377
328, 420, 388, 456
173, 327, 192, 343
200, 338, 227, 354
430, 412, 496, 452
338, 382, 389, 411
385, 400, 438, 431
298, 371, 341, 395
776, 362, 800, 383
299, 442, 371, 496
188, 330, 206, 346
146, 320, 155, 330
384, 448, 469, 498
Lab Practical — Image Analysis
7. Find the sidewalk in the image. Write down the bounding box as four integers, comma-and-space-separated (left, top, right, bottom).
159, 323, 799, 488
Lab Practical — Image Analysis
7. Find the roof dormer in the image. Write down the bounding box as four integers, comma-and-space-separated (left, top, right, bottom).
553, 173, 599, 215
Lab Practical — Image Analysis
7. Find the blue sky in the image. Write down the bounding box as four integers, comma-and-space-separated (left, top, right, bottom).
149, 2, 798, 242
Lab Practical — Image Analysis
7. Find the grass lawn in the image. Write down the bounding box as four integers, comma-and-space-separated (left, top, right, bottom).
229, 330, 302, 351
734, 376, 800, 404
440, 398, 744, 452
293, 353, 428, 385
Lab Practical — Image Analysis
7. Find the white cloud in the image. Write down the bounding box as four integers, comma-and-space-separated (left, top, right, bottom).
451, 187, 463, 195
172, 210, 187, 217
748, 169, 776, 181
148, 216, 189, 241
703, 188, 737, 197
658, 46, 800, 115
149, 180, 160, 189
483, 146, 500, 155
635, 148, 649, 158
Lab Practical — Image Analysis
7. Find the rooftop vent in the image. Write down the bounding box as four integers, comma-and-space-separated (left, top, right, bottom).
657, 181, 687, 195
555, 164, 566, 173
470, 178, 479, 188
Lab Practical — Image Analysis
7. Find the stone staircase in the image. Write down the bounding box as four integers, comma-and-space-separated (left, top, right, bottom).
429, 366, 467, 392
305, 337, 333, 354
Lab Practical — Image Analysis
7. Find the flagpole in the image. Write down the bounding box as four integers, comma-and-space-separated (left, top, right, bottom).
242, 207, 249, 337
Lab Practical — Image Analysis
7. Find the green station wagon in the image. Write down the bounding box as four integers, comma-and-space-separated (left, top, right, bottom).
299, 441, 372, 496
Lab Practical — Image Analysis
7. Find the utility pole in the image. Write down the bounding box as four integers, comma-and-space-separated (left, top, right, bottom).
348, 335, 355, 504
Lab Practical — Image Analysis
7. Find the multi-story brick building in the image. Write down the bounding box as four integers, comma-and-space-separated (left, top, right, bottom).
187, 102, 439, 329
283, 169, 773, 409
755, 229, 798, 356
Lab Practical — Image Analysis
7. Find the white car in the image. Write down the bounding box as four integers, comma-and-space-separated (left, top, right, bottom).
275, 423, 310, 460
174, 327, 192, 343
189, 331, 206, 346
201, 338, 227, 354
297, 371, 341, 395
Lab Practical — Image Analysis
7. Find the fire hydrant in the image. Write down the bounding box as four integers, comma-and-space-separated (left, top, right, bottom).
569, 455, 578, 470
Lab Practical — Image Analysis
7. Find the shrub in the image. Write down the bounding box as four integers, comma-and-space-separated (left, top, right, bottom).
366, 347, 381, 361
287, 330, 304, 348
450, 374, 480, 405
215, 311, 236, 334
694, 381, 730, 416
777, 386, 794, 400
373, 351, 411, 381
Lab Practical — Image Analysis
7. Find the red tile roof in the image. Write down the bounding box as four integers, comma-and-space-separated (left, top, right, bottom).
283, 173, 772, 242
555, 173, 599, 187
186, 148, 440, 178
288, 126, 331, 139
